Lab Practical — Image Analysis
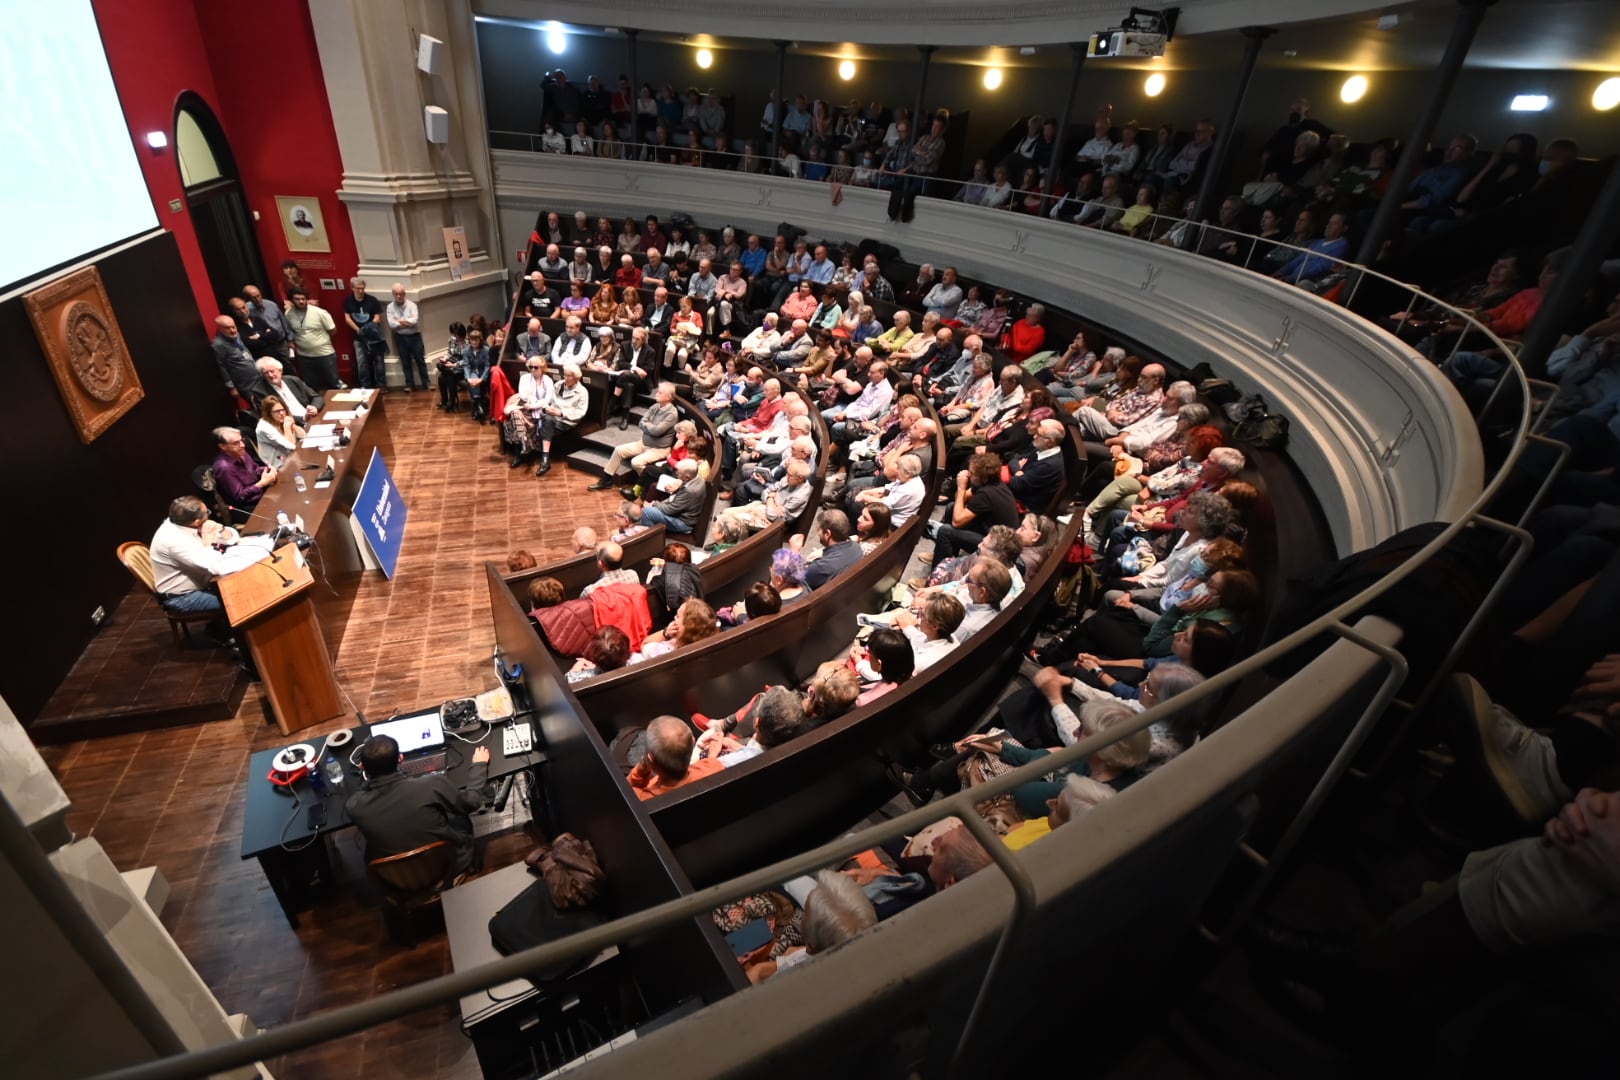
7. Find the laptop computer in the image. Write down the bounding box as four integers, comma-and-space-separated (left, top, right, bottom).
369, 708, 448, 776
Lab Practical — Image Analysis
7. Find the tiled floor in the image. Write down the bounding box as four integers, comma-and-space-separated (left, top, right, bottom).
36, 391, 622, 1077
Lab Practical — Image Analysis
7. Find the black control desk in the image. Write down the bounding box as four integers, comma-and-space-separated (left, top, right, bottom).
239, 713, 547, 928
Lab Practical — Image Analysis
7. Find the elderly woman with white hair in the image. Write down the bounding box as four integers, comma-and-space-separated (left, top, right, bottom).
1001, 773, 1118, 850
504, 360, 589, 476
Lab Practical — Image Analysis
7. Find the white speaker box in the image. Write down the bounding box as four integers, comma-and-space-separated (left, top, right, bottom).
417, 34, 443, 75
424, 105, 450, 144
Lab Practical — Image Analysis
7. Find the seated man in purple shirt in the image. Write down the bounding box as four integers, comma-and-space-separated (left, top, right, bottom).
211, 425, 279, 518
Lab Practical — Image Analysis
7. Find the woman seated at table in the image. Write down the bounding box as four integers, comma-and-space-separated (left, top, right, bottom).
589, 282, 619, 325
633, 598, 719, 663
616, 286, 645, 327
255, 396, 305, 471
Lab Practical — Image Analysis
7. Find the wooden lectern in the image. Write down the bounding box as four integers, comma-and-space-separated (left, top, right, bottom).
219, 544, 345, 735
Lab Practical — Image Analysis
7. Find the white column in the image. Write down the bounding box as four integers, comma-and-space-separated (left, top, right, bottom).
308, 0, 509, 379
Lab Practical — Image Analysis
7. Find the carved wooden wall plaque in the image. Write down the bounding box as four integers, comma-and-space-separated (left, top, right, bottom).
24, 266, 144, 444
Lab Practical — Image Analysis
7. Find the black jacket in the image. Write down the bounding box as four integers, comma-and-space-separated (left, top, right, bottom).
344, 759, 489, 875
1007, 447, 1065, 509
252, 374, 323, 411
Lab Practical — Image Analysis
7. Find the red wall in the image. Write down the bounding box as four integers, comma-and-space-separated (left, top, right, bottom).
93, 0, 361, 374
91, 0, 221, 327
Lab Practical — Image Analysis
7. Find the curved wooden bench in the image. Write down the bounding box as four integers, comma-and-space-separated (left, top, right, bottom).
554, 421, 948, 732
643, 426, 1089, 886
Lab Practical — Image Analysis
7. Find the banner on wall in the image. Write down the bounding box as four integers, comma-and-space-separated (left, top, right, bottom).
443, 226, 471, 281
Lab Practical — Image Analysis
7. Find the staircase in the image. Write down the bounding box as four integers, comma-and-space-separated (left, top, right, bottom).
565, 403, 649, 478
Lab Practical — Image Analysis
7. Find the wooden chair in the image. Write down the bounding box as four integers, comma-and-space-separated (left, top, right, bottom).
116, 542, 217, 648
367, 840, 459, 945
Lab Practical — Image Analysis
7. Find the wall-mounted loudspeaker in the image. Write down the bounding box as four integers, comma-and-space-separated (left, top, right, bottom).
424, 105, 450, 144
417, 34, 444, 75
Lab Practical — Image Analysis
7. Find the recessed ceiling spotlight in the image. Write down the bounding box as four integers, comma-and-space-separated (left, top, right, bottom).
1510, 94, 1550, 112
1283, 49, 1298, 57
1377, 14, 1400, 30
1019, 46, 1037, 56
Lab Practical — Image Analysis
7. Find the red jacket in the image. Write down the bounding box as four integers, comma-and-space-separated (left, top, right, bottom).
588, 581, 652, 645
488, 365, 516, 422
533, 597, 597, 657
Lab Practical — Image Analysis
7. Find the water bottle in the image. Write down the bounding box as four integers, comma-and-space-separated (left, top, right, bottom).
276, 510, 290, 529
294, 472, 307, 493
309, 762, 328, 797
322, 754, 345, 790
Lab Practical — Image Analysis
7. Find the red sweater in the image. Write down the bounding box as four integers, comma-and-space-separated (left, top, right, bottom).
1004, 320, 1048, 363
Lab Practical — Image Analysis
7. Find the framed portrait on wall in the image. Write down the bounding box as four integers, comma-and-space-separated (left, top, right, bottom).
276, 195, 330, 253
24, 266, 145, 445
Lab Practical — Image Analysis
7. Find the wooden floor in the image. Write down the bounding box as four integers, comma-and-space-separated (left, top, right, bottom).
36, 391, 622, 1078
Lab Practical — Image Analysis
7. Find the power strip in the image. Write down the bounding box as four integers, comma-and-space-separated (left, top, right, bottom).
502, 722, 533, 756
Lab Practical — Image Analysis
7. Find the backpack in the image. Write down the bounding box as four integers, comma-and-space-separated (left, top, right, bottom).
1234, 413, 1291, 451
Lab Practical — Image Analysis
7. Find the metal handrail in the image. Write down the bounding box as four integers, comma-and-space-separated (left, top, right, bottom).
89, 175, 1551, 1080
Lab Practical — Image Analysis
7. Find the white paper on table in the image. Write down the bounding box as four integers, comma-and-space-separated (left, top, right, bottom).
322, 410, 358, 422
299, 437, 335, 449
305, 423, 337, 438
314, 480, 332, 489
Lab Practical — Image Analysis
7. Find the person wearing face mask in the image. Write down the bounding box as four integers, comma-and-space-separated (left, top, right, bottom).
851, 151, 880, 188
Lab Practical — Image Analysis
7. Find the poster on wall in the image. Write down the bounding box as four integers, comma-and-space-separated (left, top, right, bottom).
24, 266, 145, 445
443, 226, 471, 281
276, 196, 331, 253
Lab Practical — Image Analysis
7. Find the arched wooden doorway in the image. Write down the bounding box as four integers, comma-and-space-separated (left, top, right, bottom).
173, 93, 267, 314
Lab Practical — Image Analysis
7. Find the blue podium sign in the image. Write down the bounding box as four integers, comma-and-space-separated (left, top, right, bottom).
353, 447, 407, 578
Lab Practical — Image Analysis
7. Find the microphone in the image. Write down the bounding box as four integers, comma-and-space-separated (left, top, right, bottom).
260, 559, 295, 588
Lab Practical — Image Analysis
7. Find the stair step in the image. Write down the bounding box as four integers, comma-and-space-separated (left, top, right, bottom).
567, 445, 614, 476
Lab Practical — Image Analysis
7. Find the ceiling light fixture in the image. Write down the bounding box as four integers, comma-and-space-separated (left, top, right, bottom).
145, 131, 168, 149
1594, 77, 1620, 112
1510, 94, 1550, 112
1144, 72, 1166, 97
1019, 47, 1037, 56
983, 68, 1003, 90
696, 47, 713, 69
1340, 74, 1369, 104
838, 59, 856, 81
544, 22, 566, 55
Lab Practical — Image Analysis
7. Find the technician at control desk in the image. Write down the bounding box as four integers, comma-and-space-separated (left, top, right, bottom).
346, 734, 491, 876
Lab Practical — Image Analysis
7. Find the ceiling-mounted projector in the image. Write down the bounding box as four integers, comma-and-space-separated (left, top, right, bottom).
1090, 6, 1178, 58
1093, 31, 1167, 57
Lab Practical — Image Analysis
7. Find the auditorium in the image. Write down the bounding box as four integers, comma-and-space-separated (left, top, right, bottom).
5, 0, 1620, 1076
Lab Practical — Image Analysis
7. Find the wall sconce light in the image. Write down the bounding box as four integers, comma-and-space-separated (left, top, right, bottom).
145, 131, 168, 150
839, 60, 856, 81
1594, 77, 1620, 112
983, 68, 1003, 90
545, 22, 566, 55
1144, 73, 1166, 97
696, 48, 714, 69
1340, 74, 1369, 104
